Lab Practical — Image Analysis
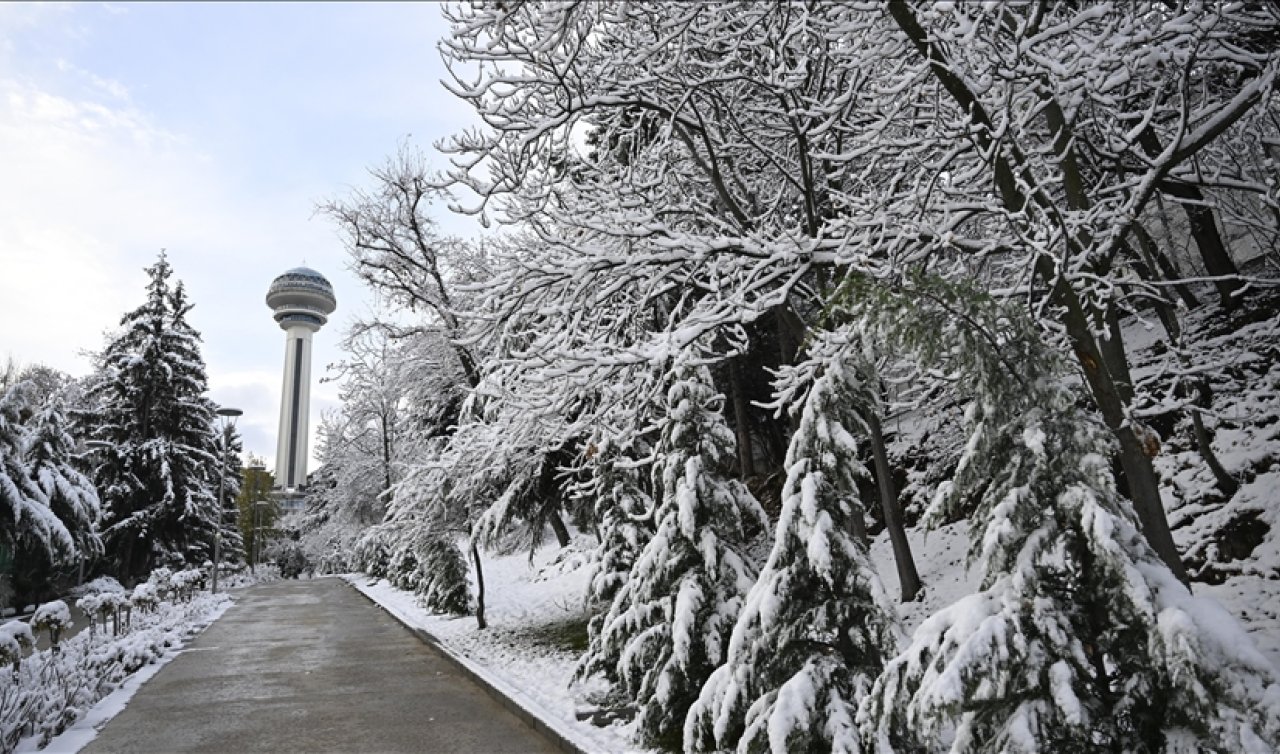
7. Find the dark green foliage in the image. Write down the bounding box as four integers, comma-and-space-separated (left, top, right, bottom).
86, 254, 222, 580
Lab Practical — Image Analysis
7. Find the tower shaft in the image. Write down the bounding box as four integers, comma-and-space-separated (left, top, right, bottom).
274, 324, 316, 489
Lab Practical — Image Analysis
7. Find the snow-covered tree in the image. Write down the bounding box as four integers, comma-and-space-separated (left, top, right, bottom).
86, 254, 222, 578
579, 437, 653, 628
857, 287, 1280, 753
0, 386, 75, 575
580, 364, 766, 747
0, 378, 101, 608
25, 393, 103, 568
687, 358, 900, 753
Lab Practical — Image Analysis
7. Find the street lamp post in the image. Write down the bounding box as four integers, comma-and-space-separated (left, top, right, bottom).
212, 406, 242, 593
245, 463, 266, 574
253, 500, 270, 573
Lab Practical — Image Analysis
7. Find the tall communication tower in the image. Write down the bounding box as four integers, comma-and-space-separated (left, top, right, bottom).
265, 267, 337, 492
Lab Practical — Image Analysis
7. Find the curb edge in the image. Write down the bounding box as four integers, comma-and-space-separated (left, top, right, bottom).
344, 579, 589, 754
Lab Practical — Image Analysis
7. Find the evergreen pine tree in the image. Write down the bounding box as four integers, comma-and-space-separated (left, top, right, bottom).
575, 437, 654, 684
687, 359, 900, 753
857, 284, 1280, 753
415, 534, 471, 615
584, 364, 766, 747
25, 394, 103, 567
0, 384, 78, 573
87, 254, 222, 579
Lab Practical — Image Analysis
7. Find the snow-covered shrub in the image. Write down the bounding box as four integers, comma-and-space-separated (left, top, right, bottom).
146, 567, 173, 602
353, 528, 392, 579
687, 359, 901, 753
353, 523, 470, 615
274, 543, 309, 579
580, 365, 767, 747
0, 621, 33, 655
2, 590, 229, 752
67, 577, 123, 601
386, 545, 421, 592
100, 592, 129, 634
0, 630, 21, 671
576, 437, 653, 641
74, 594, 104, 639
30, 601, 71, 647
131, 583, 158, 613
167, 569, 204, 601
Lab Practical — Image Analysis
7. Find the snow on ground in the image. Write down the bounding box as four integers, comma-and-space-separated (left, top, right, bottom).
868, 521, 981, 636
344, 542, 648, 754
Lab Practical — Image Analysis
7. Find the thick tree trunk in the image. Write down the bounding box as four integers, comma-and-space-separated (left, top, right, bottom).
547, 508, 572, 548
381, 414, 393, 502
471, 539, 487, 630
866, 411, 922, 602
1138, 129, 1243, 310
847, 502, 869, 546
888, 0, 1190, 584
728, 358, 756, 478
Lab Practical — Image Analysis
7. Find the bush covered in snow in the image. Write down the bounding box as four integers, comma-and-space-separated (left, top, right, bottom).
0, 574, 228, 752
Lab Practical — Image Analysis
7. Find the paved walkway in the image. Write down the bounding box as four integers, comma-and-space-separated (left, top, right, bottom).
82, 579, 560, 754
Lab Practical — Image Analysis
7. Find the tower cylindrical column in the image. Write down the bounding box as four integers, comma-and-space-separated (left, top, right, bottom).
274, 325, 316, 490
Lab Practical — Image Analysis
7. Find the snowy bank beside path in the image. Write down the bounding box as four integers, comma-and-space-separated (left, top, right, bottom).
344, 544, 647, 754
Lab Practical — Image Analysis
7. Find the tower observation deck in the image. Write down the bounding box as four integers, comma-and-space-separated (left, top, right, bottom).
266, 267, 336, 491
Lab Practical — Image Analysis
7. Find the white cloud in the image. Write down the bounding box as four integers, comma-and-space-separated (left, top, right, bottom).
0, 74, 341, 471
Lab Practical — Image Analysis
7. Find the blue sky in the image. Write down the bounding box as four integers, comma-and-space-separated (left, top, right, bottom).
0, 2, 481, 470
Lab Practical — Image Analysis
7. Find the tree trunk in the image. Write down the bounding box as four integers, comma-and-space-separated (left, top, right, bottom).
847, 499, 869, 547
470, 539, 487, 630
547, 508, 572, 548
1132, 222, 1201, 310
1138, 128, 1243, 310
728, 358, 756, 478
888, 0, 1190, 584
1190, 382, 1240, 498
866, 410, 922, 602
381, 413, 393, 502
1128, 240, 1239, 498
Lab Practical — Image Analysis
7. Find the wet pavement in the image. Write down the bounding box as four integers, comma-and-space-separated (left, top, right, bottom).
81, 578, 560, 754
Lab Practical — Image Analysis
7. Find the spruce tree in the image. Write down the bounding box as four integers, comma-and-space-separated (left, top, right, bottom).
584, 364, 766, 747
575, 437, 654, 684
87, 254, 222, 579
25, 394, 103, 567
687, 359, 900, 753
857, 285, 1280, 753
0, 385, 77, 573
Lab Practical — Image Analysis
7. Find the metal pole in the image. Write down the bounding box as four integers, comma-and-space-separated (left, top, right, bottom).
213, 422, 228, 593
251, 501, 259, 574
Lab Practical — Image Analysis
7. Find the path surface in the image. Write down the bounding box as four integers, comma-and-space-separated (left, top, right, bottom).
82, 579, 560, 754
